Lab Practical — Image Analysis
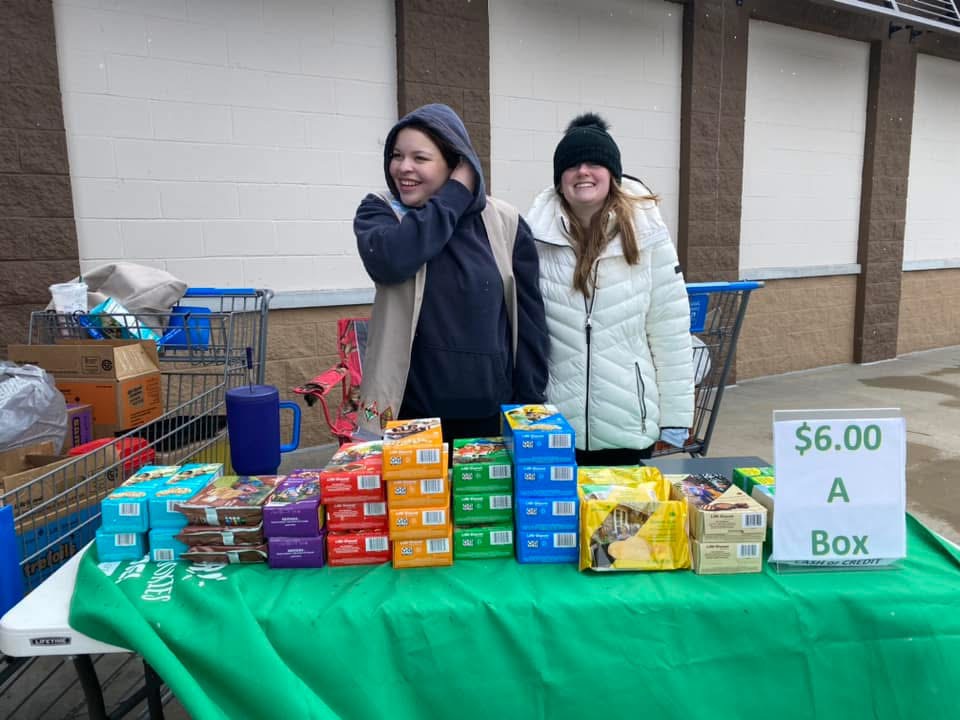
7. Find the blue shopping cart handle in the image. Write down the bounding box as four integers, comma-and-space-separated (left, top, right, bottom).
686, 280, 764, 294
184, 288, 260, 298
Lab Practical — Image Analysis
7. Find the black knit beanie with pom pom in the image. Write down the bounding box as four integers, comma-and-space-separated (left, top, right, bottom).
552, 112, 622, 188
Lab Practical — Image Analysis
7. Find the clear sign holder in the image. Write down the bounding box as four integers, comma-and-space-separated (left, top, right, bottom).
769, 408, 907, 575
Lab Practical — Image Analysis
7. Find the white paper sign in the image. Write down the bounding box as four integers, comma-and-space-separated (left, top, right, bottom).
771, 409, 906, 567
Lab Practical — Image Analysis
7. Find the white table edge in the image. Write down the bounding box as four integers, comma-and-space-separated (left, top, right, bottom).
1, 544, 131, 657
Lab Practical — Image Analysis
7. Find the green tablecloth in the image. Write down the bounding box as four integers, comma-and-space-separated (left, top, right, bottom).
71, 515, 960, 720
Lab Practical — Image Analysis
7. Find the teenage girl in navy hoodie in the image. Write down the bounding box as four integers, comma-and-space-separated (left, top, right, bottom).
354, 104, 549, 441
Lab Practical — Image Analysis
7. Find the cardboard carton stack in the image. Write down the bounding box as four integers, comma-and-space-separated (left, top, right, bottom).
451, 438, 514, 560
382, 419, 453, 569
97, 464, 180, 562
264, 470, 325, 569
501, 405, 579, 564
8, 340, 163, 438
732, 467, 776, 534
321, 441, 391, 567
670, 473, 768, 575
149, 463, 223, 561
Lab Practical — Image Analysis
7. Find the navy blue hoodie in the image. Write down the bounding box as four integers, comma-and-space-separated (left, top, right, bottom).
354, 104, 548, 421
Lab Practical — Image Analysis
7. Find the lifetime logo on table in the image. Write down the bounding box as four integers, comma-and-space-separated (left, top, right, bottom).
771, 408, 907, 569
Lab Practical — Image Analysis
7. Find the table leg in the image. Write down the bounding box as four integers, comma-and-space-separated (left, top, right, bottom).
72, 654, 108, 720
143, 658, 166, 719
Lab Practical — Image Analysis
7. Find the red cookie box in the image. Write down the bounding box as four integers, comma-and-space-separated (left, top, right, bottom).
326, 530, 391, 567
325, 500, 388, 532
320, 441, 385, 504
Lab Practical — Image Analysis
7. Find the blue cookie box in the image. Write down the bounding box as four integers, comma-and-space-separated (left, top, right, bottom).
501, 405, 576, 465
515, 496, 579, 532
514, 463, 578, 497
148, 528, 189, 562
101, 488, 153, 533
515, 530, 578, 564
95, 528, 147, 562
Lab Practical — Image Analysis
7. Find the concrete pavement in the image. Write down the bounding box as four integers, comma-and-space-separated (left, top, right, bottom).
705, 344, 960, 544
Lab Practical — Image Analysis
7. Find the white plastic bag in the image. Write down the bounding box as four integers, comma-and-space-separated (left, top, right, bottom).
0, 362, 67, 454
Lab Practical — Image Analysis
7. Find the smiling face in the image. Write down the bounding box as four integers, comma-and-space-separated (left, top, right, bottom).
389, 128, 453, 208
560, 162, 612, 223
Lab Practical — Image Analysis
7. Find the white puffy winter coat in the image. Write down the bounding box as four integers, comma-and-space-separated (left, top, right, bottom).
526, 179, 694, 451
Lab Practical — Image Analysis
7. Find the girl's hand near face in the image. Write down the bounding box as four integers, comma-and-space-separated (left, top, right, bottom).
450, 157, 476, 193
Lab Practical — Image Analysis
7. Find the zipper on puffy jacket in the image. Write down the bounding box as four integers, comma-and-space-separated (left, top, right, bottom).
582, 263, 600, 451
634, 362, 648, 434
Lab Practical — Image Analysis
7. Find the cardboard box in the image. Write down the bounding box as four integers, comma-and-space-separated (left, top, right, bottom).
501, 404, 576, 465
516, 530, 578, 563
515, 495, 578, 532
671, 476, 767, 542
326, 530, 391, 566
65, 403, 94, 450
0, 441, 123, 520
691, 539, 764, 575
388, 498, 450, 541
320, 441, 385, 503
514, 463, 577, 497
268, 535, 326, 569
262, 473, 323, 538
8, 341, 163, 438
387, 475, 449, 508
452, 490, 513, 526
453, 524, 514, 559
95, 528, 147, 562
732, 467, 776, 496
324, 500, 387, 533
149, 528, 188, 562
392, 527, 453, 568
451, 437, 512, 492
382, 418, 445, 480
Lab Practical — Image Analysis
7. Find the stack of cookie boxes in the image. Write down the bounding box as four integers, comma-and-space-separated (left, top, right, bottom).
172, 475, 285, 564
450, 438, 515, 560
96, 464, 222, 562
382, 418, 452, 569
670, 473, 768, 575
263, 470, 325, 569
501, 405, 579, 564
320, 441, 391, 567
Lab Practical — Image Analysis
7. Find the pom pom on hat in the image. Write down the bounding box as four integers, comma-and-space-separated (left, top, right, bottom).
553, 112, 622, 188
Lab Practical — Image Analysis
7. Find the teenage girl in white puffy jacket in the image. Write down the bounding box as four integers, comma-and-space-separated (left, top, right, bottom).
526, 113, 694, 466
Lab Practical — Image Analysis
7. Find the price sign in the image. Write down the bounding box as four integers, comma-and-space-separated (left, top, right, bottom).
771, 409, 906, 568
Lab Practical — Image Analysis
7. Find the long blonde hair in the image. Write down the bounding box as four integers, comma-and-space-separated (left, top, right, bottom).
560, 180, 659, 297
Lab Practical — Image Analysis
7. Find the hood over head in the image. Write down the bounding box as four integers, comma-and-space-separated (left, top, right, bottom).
383, 103, 486, 213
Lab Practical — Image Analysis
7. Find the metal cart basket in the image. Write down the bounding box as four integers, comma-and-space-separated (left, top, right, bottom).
652, 280, 763, 458
2, 287, 272, 599
1, 288, 271, 718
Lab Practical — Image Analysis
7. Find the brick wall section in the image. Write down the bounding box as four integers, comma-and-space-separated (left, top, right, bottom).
854, 39, 915, 363
266, 305, 372, 448
395, 0, 491, 186
679, 1, 746, 282
897, 269, 960, 355
736, 276, 857, 380
0, 1, 79, 358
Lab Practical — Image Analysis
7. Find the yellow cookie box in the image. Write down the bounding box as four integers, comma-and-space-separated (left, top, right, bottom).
392, 528, 454, 568
382, 418, 445, 480
578, 484, 690, 572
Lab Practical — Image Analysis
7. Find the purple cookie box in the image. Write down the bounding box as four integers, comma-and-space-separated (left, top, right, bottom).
268, 534, 326, 569
263, 473, 322, 538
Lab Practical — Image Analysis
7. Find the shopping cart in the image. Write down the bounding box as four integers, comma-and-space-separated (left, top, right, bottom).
651, 280, 763, 457
295, 282, 762, 455
0, 288, 271, 718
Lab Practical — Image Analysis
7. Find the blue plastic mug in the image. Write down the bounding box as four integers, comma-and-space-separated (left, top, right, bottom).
225, 385, 301, 476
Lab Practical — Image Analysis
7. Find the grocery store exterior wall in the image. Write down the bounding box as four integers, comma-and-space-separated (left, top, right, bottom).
735, 275, 858, 380
897, 270, 960, 356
